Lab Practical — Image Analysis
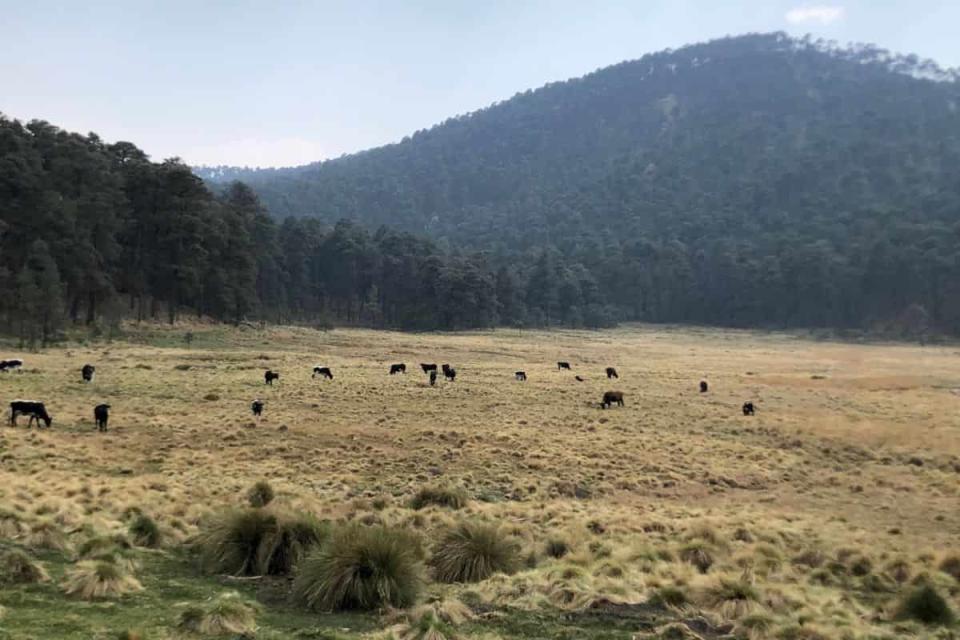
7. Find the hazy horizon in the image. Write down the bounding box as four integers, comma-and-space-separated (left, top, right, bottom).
3, 1, 960, 168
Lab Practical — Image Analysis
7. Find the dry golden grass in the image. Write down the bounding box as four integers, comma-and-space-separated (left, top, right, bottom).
1, 323, 959, 637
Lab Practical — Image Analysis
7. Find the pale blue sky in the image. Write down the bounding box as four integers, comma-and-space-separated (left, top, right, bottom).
2, 1, 958, 167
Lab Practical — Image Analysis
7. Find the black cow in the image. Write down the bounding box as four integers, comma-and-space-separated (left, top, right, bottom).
421, 363, 438, 374
700, 381, 709, 393
251, 399, 264, 418
575, 375, 585, 382
515, 371, 527, 381
429, 370, 437, 386
389, 363, 406, 375
444, 367, 456, 382
601, 391, 624, 409
94, 404, 110, 432
0, 359, 23, 372
557, 361, 571, 370
742, 402, 755, 416
10, 401, 52, 428
441, 364, 452, 375
312, 366, 334, 379
264, 370, 280, 385
82, 364, 96, 383
606, 367, 619, 379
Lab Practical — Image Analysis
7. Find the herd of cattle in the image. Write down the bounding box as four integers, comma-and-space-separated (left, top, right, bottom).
2, 357, 758, 431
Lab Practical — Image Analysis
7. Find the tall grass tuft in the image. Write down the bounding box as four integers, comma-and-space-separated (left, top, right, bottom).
129, 513, 162, 548
194, 508, 278, 576
0, 548, 50, 584
293, 524, 424, 611
895, 583, 955, 626
247, 480, 275, 508
175, 591, 261, 636
409, 486, 469, 511
62, 560, 143, 600
430, 521, 520, 583
257, 511, 329, 575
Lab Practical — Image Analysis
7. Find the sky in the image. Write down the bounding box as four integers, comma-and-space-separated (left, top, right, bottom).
2, 1, 959, 168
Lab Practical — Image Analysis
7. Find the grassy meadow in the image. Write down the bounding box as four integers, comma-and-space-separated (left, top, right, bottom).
1, 323, 959, 639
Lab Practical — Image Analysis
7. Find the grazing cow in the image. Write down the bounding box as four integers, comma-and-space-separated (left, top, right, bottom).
251, 399, 264, 418
606, 367, 618, 379
575, 375, 585, 382
389, 363, 406, 375
700, 381, 709, 393
94, 404, 110, 432
421, 363, 438, 374
557, 361, 571, 370
81, 364, 96, 383
429, 371, 437, 386
742, 402, 755, 416
515, 371, 527, 381
312, 366, 334, 380
264, 370, 280, 385
10, 400, 52, 428
441, 364, 452, 375
0, 359, 23, 372
444, 367, 456, 382
601, 391, 625, 409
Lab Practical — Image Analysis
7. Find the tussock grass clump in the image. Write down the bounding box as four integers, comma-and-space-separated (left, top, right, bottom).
938, 555, 960, 581
409, 486, 469, 511
195, 508, 278, 576
26, 520, 70, 552
195, 507, 326, 576
895, 583, 955, 626
77, 535, 138, 571
62, 560, 143, 600
176, 591, 261, 636
679, 541, 714, 574
700, 576, 761, 619
0, 510, 24, 538
430, 522, 520, 583
293, 525, 424, 611
649, 585, 688, 609
544, 538, 571, 559
0, 548, 50, 584
385, 598, 475, 640
247, 480, 275, 508
129, 513, 162, 548
257, 511, 329, 575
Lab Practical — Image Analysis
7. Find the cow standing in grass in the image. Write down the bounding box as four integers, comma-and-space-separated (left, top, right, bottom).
94, 404, 110, 432
264, 370, 279, 385
700, 381, 709, 393
606, 367, 618, 379
0, 359, 23, 372
429, 371, 437, 386
10, 401, 52, 428
421, 363, 438, 374
515, 371, 527, 381
389, 364, 406, 374
557, 361, 571, 370
82, 364, 96, 383
251, 400, 264, 418
601, 391, 624, 409
742, 402, 755, 416
312, 366, 333, 379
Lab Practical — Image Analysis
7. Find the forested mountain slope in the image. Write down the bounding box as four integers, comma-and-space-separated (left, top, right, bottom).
199, 33, 960, 333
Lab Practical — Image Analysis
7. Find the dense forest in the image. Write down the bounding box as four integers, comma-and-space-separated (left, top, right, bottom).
200, 33, 960, 336
3, 33, 960, 342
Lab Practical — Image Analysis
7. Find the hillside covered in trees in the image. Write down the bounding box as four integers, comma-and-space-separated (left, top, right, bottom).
200, 33, 960, 336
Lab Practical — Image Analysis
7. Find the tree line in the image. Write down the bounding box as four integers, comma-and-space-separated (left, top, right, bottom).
0, 116, 624, 346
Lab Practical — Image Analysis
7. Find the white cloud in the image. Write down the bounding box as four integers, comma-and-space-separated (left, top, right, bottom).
785, 5, 845, 25
182, 136, 328, 168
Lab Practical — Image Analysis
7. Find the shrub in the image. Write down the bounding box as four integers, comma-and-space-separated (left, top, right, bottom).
175, 591, 261, 636
129, 513, 162, 548
0, 548, 50, 584
247, 480, 275, 508
895, 584, 955, 626
194, 508, 278, 576
649, 585, 688, 609
293, 525, 423, 611
430, 521, 520, 583
257, 511, 329, 575
62, 560, 142, 600
409, 486, 469, 511
78, 535, 138, 572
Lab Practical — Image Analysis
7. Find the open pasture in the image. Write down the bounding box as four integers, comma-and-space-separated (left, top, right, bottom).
1, 324, 959, 639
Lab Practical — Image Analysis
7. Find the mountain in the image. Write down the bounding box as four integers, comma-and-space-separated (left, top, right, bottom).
199, 32, 960, 334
